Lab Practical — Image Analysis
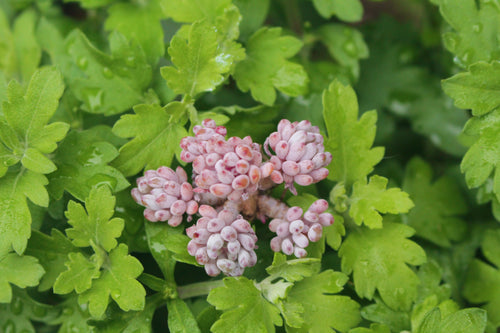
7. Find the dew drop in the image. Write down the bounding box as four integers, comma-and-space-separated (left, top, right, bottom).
10, 297, 23, 315
472, 23, 483, 33
102, 67, 114, 79
62, 307, 74, 316
342, 41, 357, 56
125, 56, 136, 67
111, 289, 121, 299
83, 88, 104, 112
3, 320, 15, 333
77, 57, 88, 70
32, 304, 47, 317
83, 145, 104, 167
87, 173, 117, 189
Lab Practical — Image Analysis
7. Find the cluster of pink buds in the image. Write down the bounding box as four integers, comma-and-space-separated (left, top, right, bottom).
186, 205, 257, 276
132, 118, 334, 277
131, 166, 198, 226
264, 119, 332, 194
269, 199, 334, 258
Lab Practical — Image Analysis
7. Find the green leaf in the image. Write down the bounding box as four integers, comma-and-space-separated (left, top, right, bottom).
234, 27, 308, 105
339, 222, 427, 310
64, 30, 152, 115
0, 170, 49, 254
349, 324, 391, 333
106, 0, 165, 64
349, 175, 414, 229
0, 8, 41, 82
402, 157, 468, 247
90, 295, 160, 332
53, 252, 100, 295
145, 222, 197, 281
234, 0, 270, 39
285, 270, 361, 332
48, 126, 129, 201
167, 298, 202, 333
25, 229, 78, 291
361, 297, 411, 332
162, 0, 231, 23
112, 102, 188, 176
440, 308, 487, 333
266, 253, 321, 282
431, 0, 500, 66
48, 295, 94, 332
312, 0, 363, 22
207, 277, 282, 332
442, 61, 500, 116
161, 19, 241, 97
79, 244, 145, 318
460, 109, 500, 201
416, 261, 451, 304
315, 24, 368, 80
323, 80, 384, 186
464, 229, 500, 328
0, 251, 44, 303
0, 288, 60, 331
65, 186, 124, 252
1, 66, 68, 173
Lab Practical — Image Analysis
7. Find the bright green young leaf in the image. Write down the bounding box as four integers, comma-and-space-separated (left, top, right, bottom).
91, 295, 161, 332
439, 308, 487, 333
53, 252, 100, 295
25, 229, 77, 291
65, 186, 124, 252
316, 24, 368, 80
0, 9, 41, 82
112, 102, 188, 176
48, 126, 129, 201
167, 298, 202, 333
442, 61, 500, 117
431, 0, 500, 66
79, 244, 145, 318
234, 27, 308, 105
460, 109, 500, 201
415, 261, 451, 305
0, 251, 44, 303
145, 222, 197, 281
402, 157, 467, 247
349, 175, 414, 229
361, 297, 411, 332
64, 30, 152, 115
234, 0, 270, 39
0, 288, 60, 331
106, 0, 165, 65
312, 0, 363, 22
285, 270, 361, 332
161, 19, 241, 97
323, 80, 384, 186
463, 229, 500, 328
208, 277, 283, 333
266, 253, 321, 282
0, 169, 49, 254
349, 324, 391, 333
162, 0, 231, 22
1, 66, 68, 174
339, 222, 427, 310
48, 295, 94, 332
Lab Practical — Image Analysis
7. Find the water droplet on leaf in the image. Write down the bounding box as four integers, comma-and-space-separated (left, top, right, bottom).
77, 57, 88, 70
342, 41, 357, 56
102, 67, 114, 79
87, 173, 117, 189
10, 298, 23, 315
83, 88, 104, 112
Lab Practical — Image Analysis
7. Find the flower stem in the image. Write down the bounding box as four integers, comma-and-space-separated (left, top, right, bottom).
176, 280, 226, 299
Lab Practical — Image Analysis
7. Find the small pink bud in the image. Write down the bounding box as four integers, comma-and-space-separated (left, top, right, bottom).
238, 234, 256, 251
206, 153, 221, 166
270, 237, 281, 252
281, 123, 295, 141
270, 170, 284, 184
180, 150, 196, 162
205, 263, 220, 277
294, 247, 307, 258
319, 213, 334, 226
267, 132, 281, 149
286, 142, 306, 162
155, 210, 171, 221
164, 181, 181, 197
308, 223, 323, 242
277, 119, 291, 132
170, 200, 187, 215
176, 166, 188, 183
275, 141, 289, 160
232, 175, 250, 190
235, 144, 254, 161
235, 159, 250, 174
304, 211, 319, 223
199, 205, 217, 218
294, 174, 313, 186
232, 219, 252, 233
193, 156, 206, 174
202, 118, 216, 128
238, 250, 251, 267
187, 239, 202, 255
309, 199, 329, 213
301, 143, 317, 161
207, 234, 224, 250
220, 226, 237, 242
195, 248, 209, 264
248, 165, 261, 184
227, 240, 241, 255
168, 215, 183, 227
286, 207, 303, 221
223, 152, 239, 167
276, 222, 290, 238
260, 162, 274, 178
289, 220, 305, 234
298, 160, 315, 173
281, 238, 294, 255
157, 167, 178, 181
186, 200, 198, 215
282, 161, 300, 176
210, 184, 233, 197
180, 183, 194, 201
310, 168, 329, 182
292, 233, 309, 248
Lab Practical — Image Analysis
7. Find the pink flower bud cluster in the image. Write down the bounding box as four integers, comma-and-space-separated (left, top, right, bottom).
131, 166, 198, 226
264, 119, 332, 194
180, 119, 265, 201
269, 199, 334, 258
186, 205, 258, 276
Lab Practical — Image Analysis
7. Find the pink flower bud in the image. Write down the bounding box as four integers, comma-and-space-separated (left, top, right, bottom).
155, 210, 171, 221
232, 175, 250, 190
170, 200, 187, 215
301, 143, 317, 161
236, 144, 254, 161
180, 183, 194, 201
276, 222, 290, 238
294, 174, 313, 186
193, 156, 205, 174
282, 161, 300, 176
210, 184, 233, 197
310, 168, 329, 182
176, 166, 188, 183
319, 213, 334, 226
292, 233, 309, 248
270, 237, 281, 252
223, 152, 239, 167
220, 226, 237, 242
168, 215, 183, 227
238, 234, 256, 251
207, 234, 224, 250
267, 132, 281, 149
227, 240, 241, 255
294, 247, 307, 258
235, 159, 250, 174
232, 219, 252, 233
195, 248, 209, 264
286, 207, 303, 221
260, 162, 274, 178
308, 223, 323, 242
304, 211, 319, 223
238, 250, 251, 267
205, 263, 220, 277
164, 181, 181, 197
275, 141, 289, 160
270, 170, 284, 184
281, 238, 294, 255
289, 220, 305, 234
186, 200, 198, 215
286, 142, 306, 162
309, 199, 328, 213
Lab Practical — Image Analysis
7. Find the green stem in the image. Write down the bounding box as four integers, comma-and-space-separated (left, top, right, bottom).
176, 280, 226, 299
279, 0, 303, 35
